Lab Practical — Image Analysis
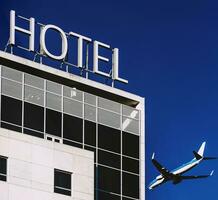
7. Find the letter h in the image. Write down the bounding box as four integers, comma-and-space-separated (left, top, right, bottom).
9, 10, 35, 51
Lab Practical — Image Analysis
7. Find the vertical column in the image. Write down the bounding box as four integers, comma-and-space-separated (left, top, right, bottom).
120, 104, 123, 199
21, 73, 25, 133
0, 66, 2, 124
95, 96, 99, 200
43, 80, 46, 138
138, 99, 145, 200
61, 85, 64, 143
82, 91, 85, 149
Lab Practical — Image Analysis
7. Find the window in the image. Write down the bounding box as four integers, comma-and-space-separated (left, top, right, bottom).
63, 139, 82, 148
63, 114, 83, 143
24, 85, 44, 106
122, 172, 139, 198
24, 128, 44, 138
1, 95, 22, 131
2, 78, 22, 99
46, 92, 62, 111
0, 156, 7, 182
98, 124, 121, 154
84, 120, 96, 146
122, 132, 139, 158
24, 102, 44, 133
24, 73, 44, 89
63, 98, 83, 118
54, 169, 72, 196
98, 109, 120, 129
46, 135, 62, 143
84, 104, 96, 122
97, 166, 121, 194
24, 101, 44, 138
46, 109, 61, 137
122, 197, 134, 200
2, 66, 22, 82
98, 150, 121, 169
122, 156, 139, 174
98, 190, 121, 200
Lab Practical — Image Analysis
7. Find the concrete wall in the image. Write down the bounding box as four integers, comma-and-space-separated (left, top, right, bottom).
0, 128, 94, 200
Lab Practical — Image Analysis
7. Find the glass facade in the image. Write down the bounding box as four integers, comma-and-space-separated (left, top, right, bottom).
0, 65, 141, 200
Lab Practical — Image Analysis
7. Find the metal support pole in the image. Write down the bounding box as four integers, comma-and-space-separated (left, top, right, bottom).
85, 43, 89, 79
4, 39, 10, 52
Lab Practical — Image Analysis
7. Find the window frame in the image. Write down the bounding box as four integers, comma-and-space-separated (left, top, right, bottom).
0, 155, 7, 182
54, 168, 72, 196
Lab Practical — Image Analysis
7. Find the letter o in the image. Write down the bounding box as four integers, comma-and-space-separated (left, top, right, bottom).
40, 24, 68, 60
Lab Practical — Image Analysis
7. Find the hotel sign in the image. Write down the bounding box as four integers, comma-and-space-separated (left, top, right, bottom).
7, 10, 128, 85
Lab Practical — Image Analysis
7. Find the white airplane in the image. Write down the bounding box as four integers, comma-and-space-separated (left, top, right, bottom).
148, 142, 216, 190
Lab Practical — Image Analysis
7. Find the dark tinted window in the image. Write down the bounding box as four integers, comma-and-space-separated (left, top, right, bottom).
123, 132, 139, 158
98, 190, 121, 200
98, 150, 121, 169
0, 156, 7, 181
1, 122, 21, 132
24, 102, 44, 132
46, 109, 61, 137
122, 172, 139, 198
84, 120, 96, 146
98, 166, 120, 194
122, 197, 134, 200
122, 156, 139, 174
63, 114, 83, 143
54, 139, 60, 143
63, 139, 83, 148
98, 124, 121, 153
1, 95, 22, 126
54, 169, 71, 196
47, 136, 52, 141
24, 128, 44, 138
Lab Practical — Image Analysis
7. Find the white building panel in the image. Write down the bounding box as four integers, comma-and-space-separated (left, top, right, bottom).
0, 128, 94, 200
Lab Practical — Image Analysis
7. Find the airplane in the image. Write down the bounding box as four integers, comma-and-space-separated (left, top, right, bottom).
148, 142, 217, 190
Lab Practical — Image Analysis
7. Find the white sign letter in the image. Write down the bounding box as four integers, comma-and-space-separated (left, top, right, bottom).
69, 32, 92, 68
10, 10, 35, 51
112, 48, 128, 84
40, 24, 68, 60
93, 41, 111, 77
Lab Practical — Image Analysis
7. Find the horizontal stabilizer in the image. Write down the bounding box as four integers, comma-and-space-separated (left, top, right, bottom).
203, 157, 218, 160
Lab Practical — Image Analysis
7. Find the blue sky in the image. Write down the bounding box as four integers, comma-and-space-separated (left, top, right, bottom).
1, 0, 218, 199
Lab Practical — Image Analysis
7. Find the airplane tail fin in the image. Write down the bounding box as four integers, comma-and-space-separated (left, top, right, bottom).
198, 142, 206, 157
193, 142, 217, 160
192, 142, 206, 160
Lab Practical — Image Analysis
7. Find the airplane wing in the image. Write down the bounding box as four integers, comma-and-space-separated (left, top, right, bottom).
151, 153, 172, 178
180, 170, 214, 180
